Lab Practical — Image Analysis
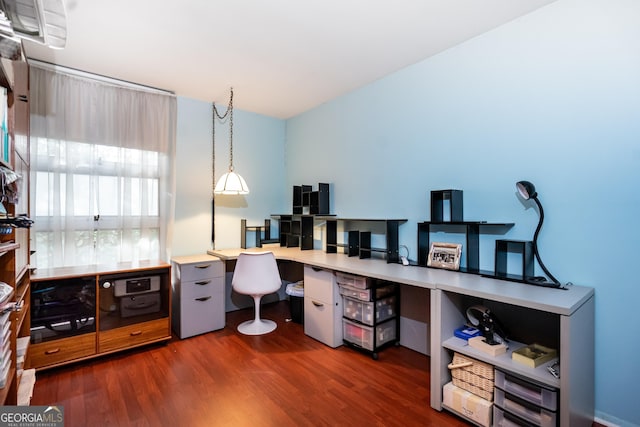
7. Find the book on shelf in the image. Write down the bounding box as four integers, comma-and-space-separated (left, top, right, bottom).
512, 343, 557, 368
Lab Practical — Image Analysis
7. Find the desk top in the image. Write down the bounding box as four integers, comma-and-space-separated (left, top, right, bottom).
207, 247, 594, 316
31, 259, 171, 281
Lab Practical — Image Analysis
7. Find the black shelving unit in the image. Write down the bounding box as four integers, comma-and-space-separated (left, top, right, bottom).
494, 239, 534, 282
319, 218, 407, 263
271, 183, 332, 250
272, 214, 332, 250
240, 219, 279, 249
293, 183, 329, 215
417, 221, 514, 273
419, 189, 514, 276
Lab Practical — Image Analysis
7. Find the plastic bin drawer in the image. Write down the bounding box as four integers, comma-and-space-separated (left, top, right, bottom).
340, 285, 372, 301
339, 283, 396, 301
335, 272, 373, 289
343, 295, 396, 326
495, 388, 556, 427
495, 370, 558, 412
342, 318, 396, 351
493, 404, 556, 427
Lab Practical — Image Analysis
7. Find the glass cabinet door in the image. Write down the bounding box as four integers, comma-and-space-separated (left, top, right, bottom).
98, 268, 170, 332
30, 277, 96, 344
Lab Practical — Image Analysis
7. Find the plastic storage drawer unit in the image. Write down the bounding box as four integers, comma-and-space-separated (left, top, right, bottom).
343, 295, 396, 326
494, 388, 557, 427
342, 318, 396, 351
495, 370, 558, 411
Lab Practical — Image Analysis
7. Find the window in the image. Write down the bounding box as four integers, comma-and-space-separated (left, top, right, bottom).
30, 64, 176, 269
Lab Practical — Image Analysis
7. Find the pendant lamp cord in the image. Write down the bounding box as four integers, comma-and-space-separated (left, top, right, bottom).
211, 102, 216, 245
213, 88, 234, 172
211, 87, 235, 246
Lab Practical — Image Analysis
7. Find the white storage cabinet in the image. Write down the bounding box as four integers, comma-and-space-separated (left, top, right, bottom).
171, 255, 225, 338
303, 265, 343, 348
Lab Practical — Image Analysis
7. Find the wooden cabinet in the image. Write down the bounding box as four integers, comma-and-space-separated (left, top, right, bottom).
30, 261, 172, 370
98, 318, 169, 353
171, 254, 225, 339
0, 51, 31, 405
29, 334, 96, 369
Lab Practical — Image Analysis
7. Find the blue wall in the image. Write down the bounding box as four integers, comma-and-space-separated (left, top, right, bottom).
286, 0, 639, 425
173, 97, 287, 256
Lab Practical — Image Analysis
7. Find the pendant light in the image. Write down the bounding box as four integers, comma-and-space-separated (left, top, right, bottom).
213, 87, 249, 195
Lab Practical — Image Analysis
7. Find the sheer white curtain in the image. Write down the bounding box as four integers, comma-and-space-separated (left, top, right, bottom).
29, 63, 176, 269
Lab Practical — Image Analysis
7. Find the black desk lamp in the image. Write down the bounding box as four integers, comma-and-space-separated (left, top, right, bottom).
516, 181, 565, 289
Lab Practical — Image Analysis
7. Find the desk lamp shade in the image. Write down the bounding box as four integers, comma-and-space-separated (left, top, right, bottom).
516, 180, 536, 200
516, 180, 563, 288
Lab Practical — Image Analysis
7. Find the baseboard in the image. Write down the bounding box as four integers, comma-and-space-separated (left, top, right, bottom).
594, 413, 628, 427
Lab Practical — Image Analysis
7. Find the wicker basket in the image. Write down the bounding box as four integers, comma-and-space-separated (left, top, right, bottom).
448, 352, 494, 401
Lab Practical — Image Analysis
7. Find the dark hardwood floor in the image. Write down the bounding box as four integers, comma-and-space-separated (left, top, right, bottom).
32, 301, 470, 426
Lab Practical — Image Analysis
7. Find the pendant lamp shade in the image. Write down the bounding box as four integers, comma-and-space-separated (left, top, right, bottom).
213, 87, 249, 196
214, 168, 250, 195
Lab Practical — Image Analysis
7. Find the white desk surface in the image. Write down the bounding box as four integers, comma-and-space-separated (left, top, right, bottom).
207, 247, 594, 316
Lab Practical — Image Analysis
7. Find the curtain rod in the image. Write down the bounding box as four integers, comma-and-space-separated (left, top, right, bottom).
27, 58, 175, 96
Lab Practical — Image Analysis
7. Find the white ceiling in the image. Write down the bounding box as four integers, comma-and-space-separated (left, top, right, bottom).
23, 0, 555, 119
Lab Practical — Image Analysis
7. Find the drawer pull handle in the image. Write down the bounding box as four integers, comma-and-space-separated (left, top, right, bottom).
195, 280, 211, 286
312, 300, 324, 308
195, 296, 212, 302
195, 264, 211, 269
45, 348, 60, 355
130, 330, 143, 336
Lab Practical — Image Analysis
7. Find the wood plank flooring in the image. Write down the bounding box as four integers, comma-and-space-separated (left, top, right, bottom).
31, 301, 470, 427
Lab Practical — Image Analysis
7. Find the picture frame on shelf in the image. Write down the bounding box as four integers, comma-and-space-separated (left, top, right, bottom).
427, 242, 462, 270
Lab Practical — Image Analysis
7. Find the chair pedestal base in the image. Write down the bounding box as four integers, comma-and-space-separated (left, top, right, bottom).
237, 319, 277, 335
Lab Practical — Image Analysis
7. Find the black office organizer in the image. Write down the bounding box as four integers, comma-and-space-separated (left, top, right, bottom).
418, 189, 515, 276
320, 218, 406, 263
269, 183, 333, 250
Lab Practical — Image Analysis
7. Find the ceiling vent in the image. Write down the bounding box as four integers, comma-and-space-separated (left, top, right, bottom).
0, 0, 67, 49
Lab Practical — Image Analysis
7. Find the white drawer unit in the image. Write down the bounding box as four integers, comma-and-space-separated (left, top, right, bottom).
172, 254, 225, 338
303, 265, 342, 348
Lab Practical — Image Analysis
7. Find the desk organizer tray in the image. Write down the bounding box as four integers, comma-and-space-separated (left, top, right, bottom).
343, 295, 396, 326
0, 310, 10, 329
448, 352, 494, 401
0, 349, 11, 388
